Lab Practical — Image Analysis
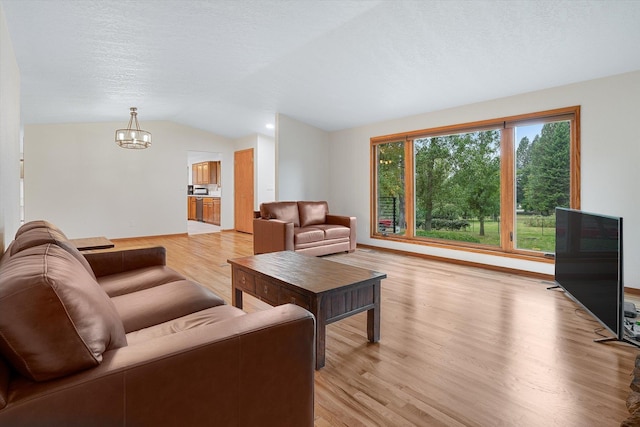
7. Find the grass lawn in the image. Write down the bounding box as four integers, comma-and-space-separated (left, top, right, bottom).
515, 214, 556, 253
414, 214, 556, 253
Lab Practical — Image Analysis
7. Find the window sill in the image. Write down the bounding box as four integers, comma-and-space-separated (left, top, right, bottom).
370, 233, 555, 265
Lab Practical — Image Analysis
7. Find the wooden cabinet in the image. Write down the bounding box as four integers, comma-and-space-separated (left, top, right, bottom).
202, 197, 220, 225
192, 164, 198, 185
187, 197, 197, 220
213, 161, 221, 184
203, 198, 213, 224
212, 198, 220, 225
191, 161, 220, 185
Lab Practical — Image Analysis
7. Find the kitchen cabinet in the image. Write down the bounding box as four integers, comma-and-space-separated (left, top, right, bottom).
187, 197, 197, 220
191, 161, 220, 185
192, 164, 198, 184
203, 197, 221, 225
212, 198, 221, 225
203, 198, 213, 224
215, 161, 221, 185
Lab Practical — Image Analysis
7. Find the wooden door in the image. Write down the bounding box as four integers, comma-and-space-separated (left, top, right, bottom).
234, 148, 254, 234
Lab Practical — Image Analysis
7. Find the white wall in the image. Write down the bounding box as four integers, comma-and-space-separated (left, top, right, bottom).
24, 121, 235, 239
256, 134, 275, 205
328, 71, 640, 285
0, 4, 22, 251
276, 114, 329, 201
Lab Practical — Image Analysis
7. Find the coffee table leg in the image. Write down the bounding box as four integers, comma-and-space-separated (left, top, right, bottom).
233, 287, 243, 309
367, 282, 381, 342
316, 313, 326, 369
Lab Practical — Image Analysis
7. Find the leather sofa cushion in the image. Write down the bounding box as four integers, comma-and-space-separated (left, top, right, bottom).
294, 239, 350, 254
0, 244, 127, 382
126, 305, 246, 346
111, 280, 226, 333
260, 202, 300, 227
98, 265, 187, 297
10, 227, 97, 281
294, 227, 325, 245
311, 224, 351, 239
298, 201, 328, 227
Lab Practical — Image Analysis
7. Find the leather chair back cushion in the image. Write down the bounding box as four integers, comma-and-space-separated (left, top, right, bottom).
298, 201, 328, 227
14, 220, 67, 239
260, 202, 300, 227
9, 227, 97, 280
0, 244, 127, 382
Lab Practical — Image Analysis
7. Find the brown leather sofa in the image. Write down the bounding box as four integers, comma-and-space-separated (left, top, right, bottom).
0, 220, 315, 426
253, 201, 356, 257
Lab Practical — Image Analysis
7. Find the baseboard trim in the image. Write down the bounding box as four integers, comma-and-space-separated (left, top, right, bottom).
111, 232, 188, 243
356, 243, 554, 281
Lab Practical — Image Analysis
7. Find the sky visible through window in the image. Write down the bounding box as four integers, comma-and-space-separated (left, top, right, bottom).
515, 123, 543, 143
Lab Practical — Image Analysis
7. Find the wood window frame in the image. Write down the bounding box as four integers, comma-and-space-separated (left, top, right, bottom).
370, 106, 581, 263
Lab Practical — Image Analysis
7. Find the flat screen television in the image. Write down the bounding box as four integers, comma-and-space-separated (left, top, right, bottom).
555, 207, 624, 342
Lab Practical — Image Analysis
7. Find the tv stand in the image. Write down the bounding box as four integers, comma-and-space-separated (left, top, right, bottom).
597, 319, 640, 348
595, 335, 640, 349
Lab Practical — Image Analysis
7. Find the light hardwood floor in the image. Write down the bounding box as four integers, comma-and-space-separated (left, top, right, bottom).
112, 232, 637, 426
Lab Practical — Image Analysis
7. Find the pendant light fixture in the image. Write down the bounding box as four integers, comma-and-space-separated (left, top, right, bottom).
115, 107, 152, 149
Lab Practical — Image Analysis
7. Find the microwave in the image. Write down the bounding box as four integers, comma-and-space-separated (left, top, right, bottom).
193, 187, 208, 195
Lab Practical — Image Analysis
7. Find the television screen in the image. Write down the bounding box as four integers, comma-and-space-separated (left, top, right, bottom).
555, 208, 623, 339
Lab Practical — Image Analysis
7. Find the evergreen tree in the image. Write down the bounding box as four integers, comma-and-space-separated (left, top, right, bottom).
516, 136, 531, 208
524, 122, 570, 215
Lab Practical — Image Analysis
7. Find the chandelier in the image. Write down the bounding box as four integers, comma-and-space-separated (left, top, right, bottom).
115, 107, 152, 149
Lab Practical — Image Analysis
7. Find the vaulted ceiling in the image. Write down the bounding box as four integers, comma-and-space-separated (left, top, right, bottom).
3, 0, 640, 139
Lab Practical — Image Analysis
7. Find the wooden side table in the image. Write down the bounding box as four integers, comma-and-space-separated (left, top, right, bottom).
69, 236, 115, 251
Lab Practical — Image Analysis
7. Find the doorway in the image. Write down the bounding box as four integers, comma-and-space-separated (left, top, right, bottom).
187, 150, 222, 235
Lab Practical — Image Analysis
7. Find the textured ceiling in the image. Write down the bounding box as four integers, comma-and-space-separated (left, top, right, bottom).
3, 0, 640, 139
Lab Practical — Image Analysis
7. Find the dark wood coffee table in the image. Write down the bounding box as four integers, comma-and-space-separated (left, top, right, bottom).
228, 251, 386, 369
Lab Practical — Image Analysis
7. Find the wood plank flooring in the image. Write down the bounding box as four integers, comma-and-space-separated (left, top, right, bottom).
112, 232, 637, 426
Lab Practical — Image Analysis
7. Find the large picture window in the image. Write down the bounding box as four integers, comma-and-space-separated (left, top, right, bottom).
370, 107, 580, 259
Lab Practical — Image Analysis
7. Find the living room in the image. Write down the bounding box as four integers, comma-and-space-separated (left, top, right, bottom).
2, 1, 640, 425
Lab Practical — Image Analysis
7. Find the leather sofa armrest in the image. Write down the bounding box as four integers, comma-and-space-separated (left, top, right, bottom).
0, 305, 315, 426
253, 218, 295, 254
326, 215, 357, 252
83, 246, 167, 277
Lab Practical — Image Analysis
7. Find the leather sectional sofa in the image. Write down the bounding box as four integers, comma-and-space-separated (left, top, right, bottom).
253, 201, 356, 257
0, 220, 315, 426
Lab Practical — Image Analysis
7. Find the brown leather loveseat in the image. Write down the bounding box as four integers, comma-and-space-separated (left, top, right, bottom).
0, 220, 315, 426
253, 201, 356, 257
